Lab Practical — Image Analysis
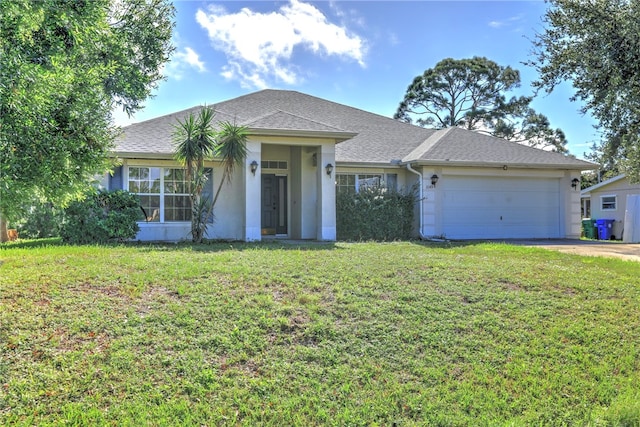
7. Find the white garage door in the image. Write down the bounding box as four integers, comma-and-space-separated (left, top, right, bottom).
441, 175, 561, 239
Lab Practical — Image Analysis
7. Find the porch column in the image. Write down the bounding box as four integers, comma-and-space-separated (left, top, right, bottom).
565, 171, 582, 239
316, 144, 336, 241
245, 141, 262, 241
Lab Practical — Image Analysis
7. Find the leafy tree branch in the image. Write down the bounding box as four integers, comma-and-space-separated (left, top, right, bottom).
0, 0, 175, 241
529, 0, 640, 180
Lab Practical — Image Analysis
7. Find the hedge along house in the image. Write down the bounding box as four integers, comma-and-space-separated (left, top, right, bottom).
107, 89, 595, 242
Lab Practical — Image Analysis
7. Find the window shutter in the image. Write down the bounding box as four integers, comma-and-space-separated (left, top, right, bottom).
109, 166, 123, 190
386, 173, 398, 191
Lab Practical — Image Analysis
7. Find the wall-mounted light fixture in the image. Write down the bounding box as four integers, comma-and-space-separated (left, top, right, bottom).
430, 174, 439, 187
325, 163, 334, 176
571, 177, 580, 190
250, 160, 259, 176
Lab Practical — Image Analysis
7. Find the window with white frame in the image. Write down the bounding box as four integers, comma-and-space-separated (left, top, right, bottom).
336, 173, 398, 194
358, 174, 382, 190
601, 195, 617, 211
262, 160, 288, 170
128, 166, 192, 222
336, 174, 357, 194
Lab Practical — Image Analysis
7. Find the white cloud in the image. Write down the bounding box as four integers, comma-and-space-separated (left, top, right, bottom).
488, 14, 524, 31
329, 0, 366, 29
180, 47, 206, 72
165, 46, 207, 80
195, 0, 367, 88
221, 62, 269, 89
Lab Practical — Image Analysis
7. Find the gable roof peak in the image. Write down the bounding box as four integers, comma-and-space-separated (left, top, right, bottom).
581, 173, 627, 195
248, 108, 349, 131
241, 109, 356, 140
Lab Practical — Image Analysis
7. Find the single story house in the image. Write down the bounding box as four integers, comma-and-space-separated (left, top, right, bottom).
105, 89, 595, 242
581, 174, 640, 241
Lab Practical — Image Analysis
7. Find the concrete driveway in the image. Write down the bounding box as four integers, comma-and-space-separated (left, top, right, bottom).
508, 239, 640, 262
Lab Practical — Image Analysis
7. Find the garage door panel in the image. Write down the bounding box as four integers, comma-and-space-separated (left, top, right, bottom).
441, 176, 561, 239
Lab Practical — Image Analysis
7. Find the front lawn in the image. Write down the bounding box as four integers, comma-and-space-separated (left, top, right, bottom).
1, 241, 639, 426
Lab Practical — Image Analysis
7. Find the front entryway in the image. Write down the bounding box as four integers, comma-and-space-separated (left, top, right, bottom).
261, 174, 288, 235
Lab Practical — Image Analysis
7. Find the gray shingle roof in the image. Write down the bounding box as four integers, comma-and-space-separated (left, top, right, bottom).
403, 127, 595, 169
115, 89, 596, 169
208, 89, 435, 163
242, 110, 356, 140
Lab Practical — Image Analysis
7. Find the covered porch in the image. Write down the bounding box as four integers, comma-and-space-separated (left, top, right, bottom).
241, 137, 339, 242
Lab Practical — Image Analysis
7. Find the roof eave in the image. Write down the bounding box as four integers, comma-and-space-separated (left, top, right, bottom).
248, 128, 357, 143
406, 159, 598, 170
336, 161, 404, 168
114, 151, 175, 160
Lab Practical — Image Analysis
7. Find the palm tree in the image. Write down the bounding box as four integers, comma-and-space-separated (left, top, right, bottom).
211, 120, 248, 209
173, 106, 216, 242
173, 108, 248, 243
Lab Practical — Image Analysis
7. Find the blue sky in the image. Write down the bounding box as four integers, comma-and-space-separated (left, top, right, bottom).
113, 0, 599, 159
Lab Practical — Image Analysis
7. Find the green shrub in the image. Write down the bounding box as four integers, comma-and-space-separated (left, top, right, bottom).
336, 185, 417, 241
60, 190, 140, 244
15, 201, 64, 239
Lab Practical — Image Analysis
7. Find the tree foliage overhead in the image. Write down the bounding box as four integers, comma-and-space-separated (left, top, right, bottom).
530, 0, 640, 180
394, 56, 568, 153
0, 0, 175, 237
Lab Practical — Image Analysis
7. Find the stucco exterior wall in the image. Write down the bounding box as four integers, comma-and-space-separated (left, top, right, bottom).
300, 148, 319, 239
288, 146, 318, 239
417, 166, 581, 239
114, 134, 339, 242
115, 158, 247, 242
109, 156, 584, 242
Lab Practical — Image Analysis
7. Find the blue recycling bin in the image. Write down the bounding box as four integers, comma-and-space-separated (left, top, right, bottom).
596, 219, 615, 240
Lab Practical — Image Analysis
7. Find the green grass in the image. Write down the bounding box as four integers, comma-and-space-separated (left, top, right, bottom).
1, 240, 640, 426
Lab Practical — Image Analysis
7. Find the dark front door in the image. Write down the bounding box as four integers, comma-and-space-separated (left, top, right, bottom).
261, 174, 288, 235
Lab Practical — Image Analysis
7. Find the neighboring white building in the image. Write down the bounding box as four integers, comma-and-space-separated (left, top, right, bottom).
581, 174, 640, 240
109, 89, 595, 242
